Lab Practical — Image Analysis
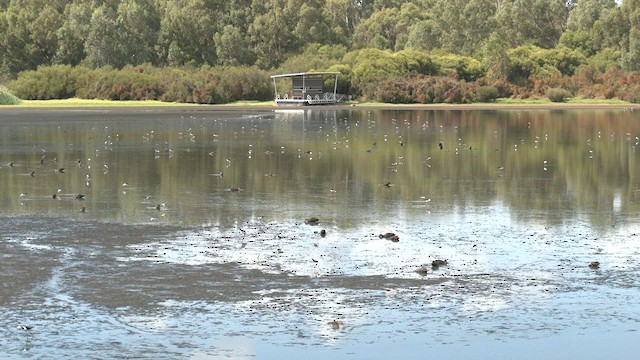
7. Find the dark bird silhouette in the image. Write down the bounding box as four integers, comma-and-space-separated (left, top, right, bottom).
432, 259, 448, 269
439, 142, 444, 150
74, 194, 85, 200
379, 232, 400, 242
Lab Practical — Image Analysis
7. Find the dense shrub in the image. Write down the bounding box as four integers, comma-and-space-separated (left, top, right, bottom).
76, 66, 163, 101
216, 67, 273, 103
0, 85, 20, 105
375, 79, 413, 103
475, 86, 499, 102
345, 48, 437, 99
546, 87, 572, 102
376, 75, 475, 104
10, 65, 87, 99
9, 64, 272, 104
431, 53, 485, 82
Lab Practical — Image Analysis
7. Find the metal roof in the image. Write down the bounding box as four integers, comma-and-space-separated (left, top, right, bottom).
270, 72, 340, 79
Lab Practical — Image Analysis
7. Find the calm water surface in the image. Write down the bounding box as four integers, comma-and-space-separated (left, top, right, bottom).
1, 107, 639, 359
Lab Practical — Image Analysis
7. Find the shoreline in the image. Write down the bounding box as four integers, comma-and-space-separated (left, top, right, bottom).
1, 102, 639, 114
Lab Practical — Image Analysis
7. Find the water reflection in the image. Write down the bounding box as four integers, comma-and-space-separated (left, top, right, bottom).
2, 107, 640, 359
1, 108, 639, 229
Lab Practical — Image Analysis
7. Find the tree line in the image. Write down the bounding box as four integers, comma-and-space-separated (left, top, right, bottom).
1, 0, 640, 104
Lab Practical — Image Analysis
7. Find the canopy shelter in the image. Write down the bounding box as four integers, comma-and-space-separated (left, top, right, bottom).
270, 72, 343, 106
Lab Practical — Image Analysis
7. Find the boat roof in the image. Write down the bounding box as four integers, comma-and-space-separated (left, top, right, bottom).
270, 72, 340, 79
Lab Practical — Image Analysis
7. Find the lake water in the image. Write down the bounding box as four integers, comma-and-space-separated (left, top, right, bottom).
1, 107, 639, 359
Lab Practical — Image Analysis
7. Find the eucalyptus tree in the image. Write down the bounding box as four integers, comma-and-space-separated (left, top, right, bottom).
560, 0, 616, 56
2, 0, 63, 73
431, 0, 497, 55
214, 24, 256, 66
157, 0, 217, 66
250, 0, 336, 69
612, 0, 640, 71
54, 2, 92, 66
495, 0, 572, 49
404, 19, 441, 52
116, 0, 161, 66
84, 4, 122, 68
353, 2, 425, 50
482, 31, 511, 82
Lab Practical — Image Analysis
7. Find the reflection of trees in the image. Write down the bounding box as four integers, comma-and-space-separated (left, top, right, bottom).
0, 109, 639, 229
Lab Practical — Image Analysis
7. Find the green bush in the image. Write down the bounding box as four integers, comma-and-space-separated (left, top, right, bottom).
475, 86, 499, 102
10, 65, 87, 100
546, 87, 572, 102
0, 85, 21, 105
431, 53, 484, 82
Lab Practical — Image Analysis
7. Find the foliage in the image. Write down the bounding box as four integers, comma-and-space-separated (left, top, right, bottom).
10, 64, 272, 104
431, 52, 484, 82
10, 65, 86, 100
345, 48, 437, 98
376, 75, 476, 104
475, 86, 499, 102
546, 87, 572, 102
0, 84, 20, 105
2, 0, 640, 104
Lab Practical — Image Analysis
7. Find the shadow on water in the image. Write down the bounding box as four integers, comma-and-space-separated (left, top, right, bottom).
1, 108, 640, 359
